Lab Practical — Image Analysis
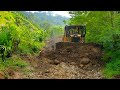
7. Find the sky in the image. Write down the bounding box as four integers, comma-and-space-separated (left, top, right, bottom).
52, 11, 71, 18
29, 11, 71, 18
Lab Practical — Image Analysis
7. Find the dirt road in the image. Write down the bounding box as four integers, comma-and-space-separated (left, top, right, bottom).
0, 36, 105, 79
20, 36, 105, 79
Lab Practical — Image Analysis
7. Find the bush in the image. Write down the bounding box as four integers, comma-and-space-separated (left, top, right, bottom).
18, 42, 31, 54
0, 55, 28, 71
103, 58, 120, 78
102, 46, 120, 78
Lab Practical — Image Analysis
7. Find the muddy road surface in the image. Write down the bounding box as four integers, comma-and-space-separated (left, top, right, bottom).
22, 36, 105, 79
0, 36, 105, 79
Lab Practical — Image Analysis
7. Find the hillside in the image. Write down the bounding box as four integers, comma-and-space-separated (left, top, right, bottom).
0, 11, 46, 54
0, 11, 120, 79
20, 11, 69, 28
0, 11, 46, 78
0, 11, 66, 79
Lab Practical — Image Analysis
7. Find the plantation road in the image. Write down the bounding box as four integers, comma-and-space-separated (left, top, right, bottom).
19, 36, 105, 79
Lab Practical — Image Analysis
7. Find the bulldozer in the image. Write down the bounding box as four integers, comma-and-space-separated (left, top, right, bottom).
55, 25, 86, 50
62, 25, 86, 43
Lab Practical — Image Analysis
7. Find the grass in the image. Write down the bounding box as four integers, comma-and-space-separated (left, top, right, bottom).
101, 49, 120, 79
102, 58, 120, 79
0, 54, 38, 79
0, 54, 31, 79
0, 55, 29, 72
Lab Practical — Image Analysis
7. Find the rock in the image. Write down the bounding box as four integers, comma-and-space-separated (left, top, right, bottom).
44, 70, 50, 73
85, 53, 89, 56
92, 63, 95, 66
93, 64, 97, 68
84, 63, 93, 70
53, 60, 60, 65
80, 58, 90, 65
79, 64, 84, 67
70, 53, 79, 57
70, 62, 76, 65
8, 69, 15, 76
0, 71, 5, 79
66, 48, 72, 52
92, 48, 98, 53
50, 60, 60, 65
13, 72, 21, 79
39, 49, 45, 57
59, 62, 68, 69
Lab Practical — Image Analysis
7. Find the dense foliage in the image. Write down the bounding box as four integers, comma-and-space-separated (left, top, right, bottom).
0, 11, 65, 56
0, 11, 65, 77
68, 11, 120, 78
0, 11, 46, 56
20, 11, 69, 27
20, 11, 65, 39
1, 11, 120, 78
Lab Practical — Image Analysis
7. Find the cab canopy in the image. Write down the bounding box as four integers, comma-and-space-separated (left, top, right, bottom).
64, 25, 86, 37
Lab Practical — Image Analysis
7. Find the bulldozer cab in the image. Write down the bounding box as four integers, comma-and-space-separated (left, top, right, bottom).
63, 25, 86, 43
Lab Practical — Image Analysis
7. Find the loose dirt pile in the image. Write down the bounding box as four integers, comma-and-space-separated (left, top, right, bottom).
36, 41, 105, 79
42, 61, 103, 79
44, 42, 104, 71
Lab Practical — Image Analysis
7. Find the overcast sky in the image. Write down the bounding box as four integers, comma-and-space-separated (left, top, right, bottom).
52, 11, 71, 18
29, 11, 71, 18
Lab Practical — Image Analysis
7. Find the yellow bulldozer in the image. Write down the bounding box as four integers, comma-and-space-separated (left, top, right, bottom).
55, 25, 86, 50
62, 25, 86, 43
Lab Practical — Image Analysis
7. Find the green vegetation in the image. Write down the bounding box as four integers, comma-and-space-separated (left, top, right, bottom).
0, 55, 28, 71
21, 11, 69, 27
0, 11, 66, 76
68, 11, 120, 78
0, 11, 65, 55
20, 11, 66, 39
0, 11, 45, 55
1, 11, 120, 79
